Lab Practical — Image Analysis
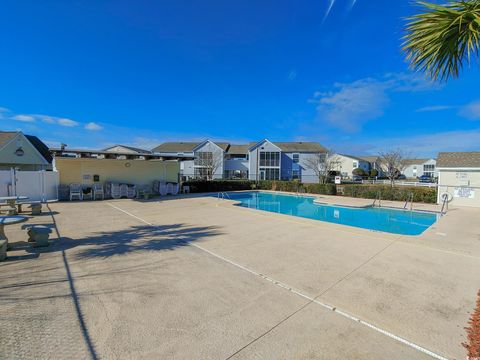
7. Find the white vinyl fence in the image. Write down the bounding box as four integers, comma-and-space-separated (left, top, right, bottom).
361, 179, 438, 188
0, 169, 59, 202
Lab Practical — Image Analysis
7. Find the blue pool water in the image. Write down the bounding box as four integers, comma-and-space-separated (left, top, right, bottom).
224, 192, 438, 236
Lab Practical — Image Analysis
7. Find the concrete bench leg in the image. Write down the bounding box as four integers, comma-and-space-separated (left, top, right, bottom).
0, 240, 7, 261
33, 234, 50, 247
30, 204, 42, 216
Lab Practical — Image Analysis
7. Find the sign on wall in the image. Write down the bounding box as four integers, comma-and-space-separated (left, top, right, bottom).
454, 187, 475, 199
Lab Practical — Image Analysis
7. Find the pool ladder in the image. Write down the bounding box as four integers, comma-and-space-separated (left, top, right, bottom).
217, 192, 230, 200
372, 192, 381, 207
403, 193, 414, 211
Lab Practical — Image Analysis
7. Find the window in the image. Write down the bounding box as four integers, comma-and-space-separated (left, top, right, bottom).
259, 151, 280, 167
292, 153, 299, 163
292, 170, 300, 180
353, 161, 358, 168
424, 164, 435, 171
260, 168, 279, 180
194, 151, 213, 166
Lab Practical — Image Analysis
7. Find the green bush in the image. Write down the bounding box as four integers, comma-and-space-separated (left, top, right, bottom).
369, 169, 378, 177
183, 180, 336, 196
352, 168, 366, 176
341, 185, 437, 203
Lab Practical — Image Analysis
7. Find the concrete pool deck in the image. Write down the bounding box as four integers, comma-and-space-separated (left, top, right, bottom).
0, 194, 479, 359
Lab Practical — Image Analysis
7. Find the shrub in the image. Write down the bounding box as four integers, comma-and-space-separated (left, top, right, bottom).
302, 183, 337, 195
341, 184, 437, 203
352, 168, 366, 176
370, 169, 378, 177
183, 180, 337, 196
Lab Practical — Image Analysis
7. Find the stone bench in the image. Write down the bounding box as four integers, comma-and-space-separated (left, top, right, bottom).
0, 204, 16, 215
0, 239, 7, 261
26, 226, 52, 247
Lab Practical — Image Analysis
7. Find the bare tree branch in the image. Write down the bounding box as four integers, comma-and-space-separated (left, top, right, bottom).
378, 149, 408, 186
304, 150, 340, 184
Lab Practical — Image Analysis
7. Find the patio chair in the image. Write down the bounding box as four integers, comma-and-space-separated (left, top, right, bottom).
69, 183, 83, 201
120, 184, 128, 198
152, 180, 160, 194
93, 183, 104, 200
127, 185, 136, 199
111, 183, 121, 199
170, 183, 179, 195
159, 182, 167, 196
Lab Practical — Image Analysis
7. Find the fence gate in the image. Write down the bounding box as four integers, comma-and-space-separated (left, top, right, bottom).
0, 169, 59, 202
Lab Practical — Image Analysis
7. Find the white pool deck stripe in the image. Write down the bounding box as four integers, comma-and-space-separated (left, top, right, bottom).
107, 202, 449, 360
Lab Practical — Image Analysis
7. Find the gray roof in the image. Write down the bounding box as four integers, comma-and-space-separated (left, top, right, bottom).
103, 144, 152, 154
152, 142, 199, 153
339, 154, 368, 162
0, 131, 52, 163
25, 135, 53, 163
403, 158, 432, 166
227, 144, 250, 154
437, 152, 480, 168
153, 140, 327, 154
273, 142, 327, 152
0, 131, 17, 148
358, 155, 380, 163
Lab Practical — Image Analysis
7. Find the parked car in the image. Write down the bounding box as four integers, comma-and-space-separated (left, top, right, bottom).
352, 175, 363, 183
418, 175, 433, 183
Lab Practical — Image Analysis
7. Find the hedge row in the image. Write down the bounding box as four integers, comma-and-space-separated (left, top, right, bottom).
255, 180, 337, 195
340, 184, 437, 203
182, 180, 437, 203
183, 180, 337, 195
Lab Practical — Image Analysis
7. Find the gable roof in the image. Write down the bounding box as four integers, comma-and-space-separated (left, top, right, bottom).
152, 142, 200, 153
154, 140, 327, 154
358, 156, 380, 163
437, 152, 480, 168
227, 144, 250, 154
273, 142, 327, 152
103, 144, 152, 154
0, 131, 18, 149
0, 131, 52, 163
402, 158, 432, 166
339, 154, 369, 162
25, 135, 53, 163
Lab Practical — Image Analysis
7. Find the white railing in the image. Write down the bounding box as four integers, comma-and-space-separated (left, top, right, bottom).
360, 179, 437, 188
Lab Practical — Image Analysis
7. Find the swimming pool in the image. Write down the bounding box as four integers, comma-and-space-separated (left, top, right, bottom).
224, 191, 438, 236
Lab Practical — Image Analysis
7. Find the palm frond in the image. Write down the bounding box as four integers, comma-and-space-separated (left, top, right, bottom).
403, 0, 480, 81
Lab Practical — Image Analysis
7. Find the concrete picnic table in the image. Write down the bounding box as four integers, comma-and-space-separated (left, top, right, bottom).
0, 215, 28, 259
0, 196, 29, 214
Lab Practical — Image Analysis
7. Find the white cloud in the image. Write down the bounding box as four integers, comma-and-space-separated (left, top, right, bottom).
12, 114, 36, 122
416, 105, 454, 112
366, 129, 480, 157
85, 122, 103, 131
458, 100, 480, 120
57, 118, 79, 127
310, 73, 440, 132
310, 78, 389, 132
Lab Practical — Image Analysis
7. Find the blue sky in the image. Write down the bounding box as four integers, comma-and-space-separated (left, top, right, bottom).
1, 0, 479, 157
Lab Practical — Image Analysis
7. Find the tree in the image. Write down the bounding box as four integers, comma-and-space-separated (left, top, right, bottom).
370, 169, 379, 178
403, 0, 480, 82
378, 149, 408, 186
304, 151, 341, 184
195, 151, 223, 180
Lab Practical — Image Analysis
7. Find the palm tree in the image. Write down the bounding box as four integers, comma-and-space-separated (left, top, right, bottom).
403, 0, 480, 81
